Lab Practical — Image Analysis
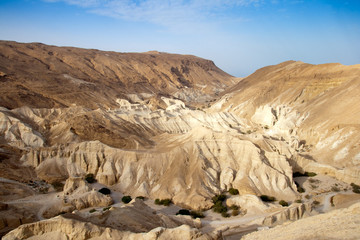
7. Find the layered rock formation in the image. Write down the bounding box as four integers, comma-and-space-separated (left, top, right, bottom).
242, 202, 360, 240
1, 41, 360, 239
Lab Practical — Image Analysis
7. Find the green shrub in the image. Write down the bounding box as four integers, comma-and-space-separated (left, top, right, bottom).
51, 182, 64, 192
221, 212, 230, 218
305, 194, 311, 199
229, 188, 239, 195
293, 172, 317, 178
279, 200, 288, 207
229, 205, 239, 210
154, 198, 172, 206
85, 173, 96, 183
176, 209, 191, 215
122, 195, 132, 204
260, 195, 276, 202
190, 211, 204, 219
98, 188, 111, 195
103, 207, 111, 211
231, 209, 239, 216
351, 183, 360, 194
136, 196, 146, 200
295, 199, 302, 203
89, 209, 96, 213
213, 203, 227, 213
297, 186, 305, 193
212, 194, 226, 204
306, 172, 317, 177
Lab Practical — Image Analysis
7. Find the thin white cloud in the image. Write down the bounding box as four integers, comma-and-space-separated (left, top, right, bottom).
43, 0, 264, 31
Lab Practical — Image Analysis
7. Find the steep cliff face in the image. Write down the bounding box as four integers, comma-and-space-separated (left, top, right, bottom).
0, 41, 236, 109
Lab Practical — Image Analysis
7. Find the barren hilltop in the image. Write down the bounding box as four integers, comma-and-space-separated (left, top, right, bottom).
0, 41, 359, 239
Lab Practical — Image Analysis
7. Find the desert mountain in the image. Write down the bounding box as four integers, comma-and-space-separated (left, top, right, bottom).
0, 41, 236, 109
1, 41, 360, 239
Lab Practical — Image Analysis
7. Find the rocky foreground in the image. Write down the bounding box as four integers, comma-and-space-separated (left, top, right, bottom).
0, 41, 360, 239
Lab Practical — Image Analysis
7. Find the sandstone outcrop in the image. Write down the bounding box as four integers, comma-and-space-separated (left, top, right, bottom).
3, 215, 212, 240
242, 202, 360, 240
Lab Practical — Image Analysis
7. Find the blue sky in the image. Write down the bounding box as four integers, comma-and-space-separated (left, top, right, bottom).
0, 0, 359, 76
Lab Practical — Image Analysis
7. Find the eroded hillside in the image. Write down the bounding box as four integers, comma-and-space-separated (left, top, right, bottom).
1, 42, 360, 239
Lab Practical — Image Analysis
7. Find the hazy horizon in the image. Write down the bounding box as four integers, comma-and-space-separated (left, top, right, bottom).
1, 0, 359, 77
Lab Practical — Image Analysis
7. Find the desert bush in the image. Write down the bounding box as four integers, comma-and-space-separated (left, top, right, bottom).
154, 198, 172, 206
260, 195, 276, 202
213, 202, 227, 213
305, 194, 311, 199
221, 212, 230, 218
98, 188, 111, 195
295, 199, 302, 203
313, 200, 320, 205
310, 184, 318, 189
331, 186, 340, 192
122, 195, 132, 204
228, 188, 239, 195
308, 178, 320, 184
51, 181, 64, 192
212, 194, 226, 204
190, 211, 204, 219
297, 186, 305, 193
176, 209, 191, 215
351, 183, 360, 194
85, 173, 96, 183
293, 172, 317, 177
136, 196, 146, 200
89, 209, 96, 213
231, 209, 239, 216
229, 205, 239, 210
103, 207, 111, 211
279, 200, 289, 207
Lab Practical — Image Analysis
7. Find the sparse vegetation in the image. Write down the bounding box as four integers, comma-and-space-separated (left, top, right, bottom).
89, 209, 96, 213
351, 183, 360, 194
213, 202, 227, 213
229, 205, 239, 210
221, 212, 230, 218
295, 199, 302, 203
231, 209, 239, 216
122, 195, 132, 204
136, 196, 146, 200
212, 194, 228, 214
190, 211, 204, 219
212, 194, 226, 203
297, 186, 305, 193
293, 172, 317, 177
51, 181, 64, 192
279, 200, 289, 207
313, 200, 320, 205
154, 198, 172, 206
310, 184, 318, 189
176, 209, 191, 216
103, 207, 111, 211
260, 195, 276, 202
98, 187, 111, 195
331, 186, 340, 192
228, 187, 239, 195
305, 194, 311, 199
85, 173, 96, 183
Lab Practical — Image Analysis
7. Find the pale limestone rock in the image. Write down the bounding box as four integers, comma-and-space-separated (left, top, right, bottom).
242, 202, 360, 240
3, 215, 211, 240
226, 195, 268, 214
